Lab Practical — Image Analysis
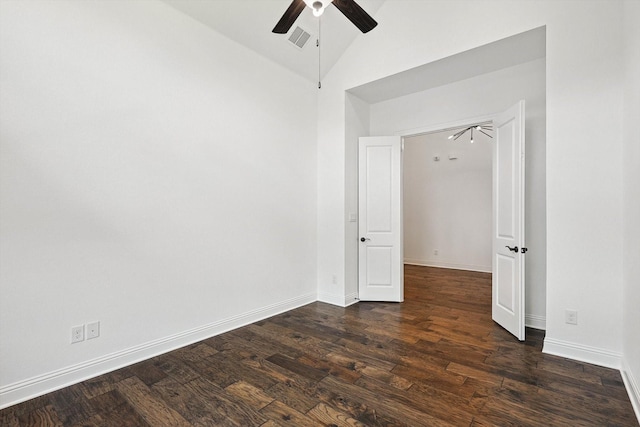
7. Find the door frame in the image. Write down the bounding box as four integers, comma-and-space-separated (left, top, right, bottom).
358, 112, 496, 302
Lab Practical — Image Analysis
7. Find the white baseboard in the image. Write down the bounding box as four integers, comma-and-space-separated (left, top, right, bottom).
525, 314, 546, 330
344, 292, 359, 307
318, 291, 358, 307
318, 291, 345, 306
404, 259, 491, 273
0, 292, 317, 410
542, 337, 622, 369
622, 358, 640, 424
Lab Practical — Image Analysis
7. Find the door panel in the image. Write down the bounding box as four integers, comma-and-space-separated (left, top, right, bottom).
492, 100, 526, 340
358, 136, 403, 302
366, 246, 393, 286
496, 253, 515, 313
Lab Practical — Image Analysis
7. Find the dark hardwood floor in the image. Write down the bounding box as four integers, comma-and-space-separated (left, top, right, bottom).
1, 265, 638, 426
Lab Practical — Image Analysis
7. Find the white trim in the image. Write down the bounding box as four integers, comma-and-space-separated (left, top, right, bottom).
404, 259, 491, 273
317, 291, 345, 306
0, 292, 317, 410
622, 358, 640, 425
318, 291, 359, 307
525, 314, 546, 330
542, 337, 622, 369
344, 292, 359, 307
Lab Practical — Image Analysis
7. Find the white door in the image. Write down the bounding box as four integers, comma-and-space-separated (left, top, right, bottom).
358, 136, 403, 302
492, 100, 526, 340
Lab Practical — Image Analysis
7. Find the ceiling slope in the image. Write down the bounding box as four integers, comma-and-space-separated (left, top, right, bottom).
162, 0, 385, 83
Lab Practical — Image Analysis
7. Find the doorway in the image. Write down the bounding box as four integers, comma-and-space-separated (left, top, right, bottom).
403, 126, 493, 274
358, 100, 527, 340
345, 28, 546, 329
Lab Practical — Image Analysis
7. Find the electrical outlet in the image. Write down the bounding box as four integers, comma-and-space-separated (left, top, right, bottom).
565, 309, 578, 325
434, 249, 439, 255
71, 325, 85, 343
86, 321, 100, 340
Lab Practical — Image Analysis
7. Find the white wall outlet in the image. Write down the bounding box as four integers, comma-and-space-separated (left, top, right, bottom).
86, 321, 100, 340
565, 309, 578, 325
71, 325, 85, 343
434, 249, 439, 255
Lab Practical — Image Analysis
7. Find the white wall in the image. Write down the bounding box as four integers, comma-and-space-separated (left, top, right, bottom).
318, 0, 627, 368
622, 0, 640, 419
403, 131, 492, 273
367, 58, 547, 328
0, 0, 318, 407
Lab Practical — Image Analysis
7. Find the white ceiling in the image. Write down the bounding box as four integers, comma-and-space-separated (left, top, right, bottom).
162, 0, 386, 83
161, 2, 545, 104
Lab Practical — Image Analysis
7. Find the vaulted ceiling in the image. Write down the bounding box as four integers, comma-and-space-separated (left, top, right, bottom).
162, 0, 386, 84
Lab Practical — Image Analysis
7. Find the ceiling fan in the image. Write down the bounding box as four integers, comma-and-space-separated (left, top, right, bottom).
273, 0, 378, 34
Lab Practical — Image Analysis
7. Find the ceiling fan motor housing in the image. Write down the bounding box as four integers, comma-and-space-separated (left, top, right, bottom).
273, 0, 377, 34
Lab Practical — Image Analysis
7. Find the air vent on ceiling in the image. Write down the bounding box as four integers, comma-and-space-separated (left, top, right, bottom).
288, 26, 311, 49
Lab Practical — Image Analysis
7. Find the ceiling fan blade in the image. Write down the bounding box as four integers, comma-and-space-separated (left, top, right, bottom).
273, 0, 307, 34
332, 0, 378, 33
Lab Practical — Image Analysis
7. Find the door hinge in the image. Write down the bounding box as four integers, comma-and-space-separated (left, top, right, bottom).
521, 247, 528, 254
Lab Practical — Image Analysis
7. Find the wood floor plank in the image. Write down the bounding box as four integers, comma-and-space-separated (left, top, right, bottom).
325, 345, 398, 372
181, 376, 267, 426
259, 400, 321, 426
357, 365, 413, 390
0, 408, 20, 427
266, 353, 328, 382
18, 405, 63, 427
296, 354, 362, 384
264, 381, 322, 414
2, 265, 637, 426
248, 322, 337, 359
127, 358, 168, 387
306, 402, 367, 427
84, 390, 152, 427
115, 376, 191, 426
152, 353, 202, 384
354, 375, 474, 426
171, 342, 219, 363
446, 361, 505, 387
501, 376, 638, 426
225, 380, 275, 410
77, 368, 133, 399
320, 375, 457, 427
151, 376, 230, 426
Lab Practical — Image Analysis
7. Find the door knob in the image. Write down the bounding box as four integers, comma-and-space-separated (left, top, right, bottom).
505, 245, 519, 253
360, 237, 370, 242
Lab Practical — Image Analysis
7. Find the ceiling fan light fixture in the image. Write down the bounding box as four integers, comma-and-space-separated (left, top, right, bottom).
312, 1, 324, 16
304, 0, 332, 17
